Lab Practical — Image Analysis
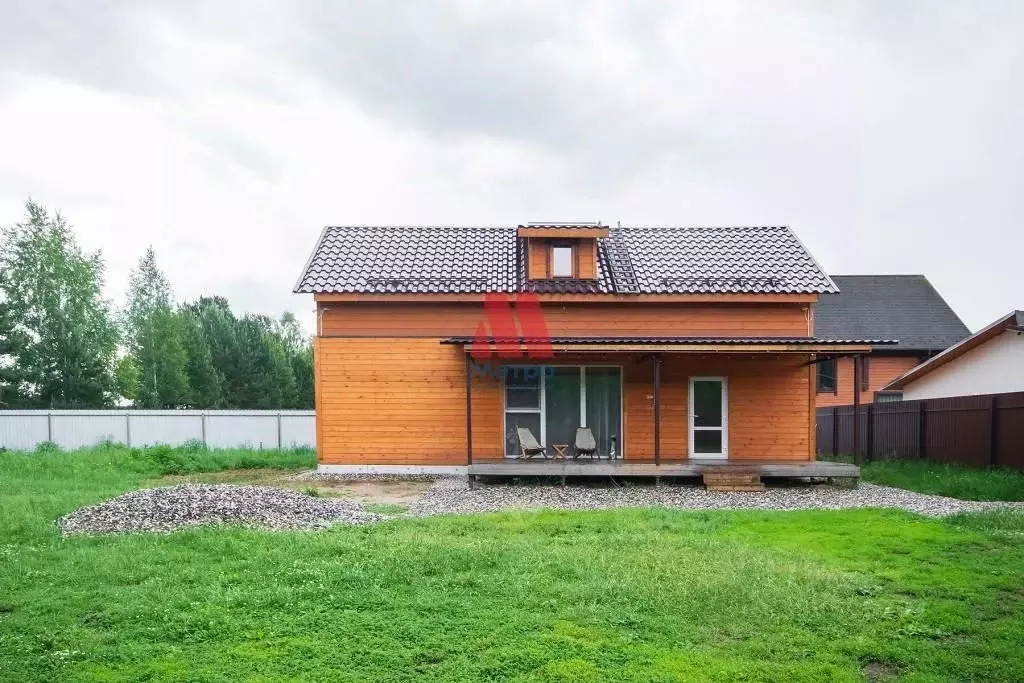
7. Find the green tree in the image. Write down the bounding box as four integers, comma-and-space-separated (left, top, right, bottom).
134, 308, 191, 408
0, 201, 118, 407
115, 355, 140, 403
181, 309, 223, 408
123, 246, 172, 350
291, 346, 314, 409
0, 282, 28, 407
236, 314, 297, 409
187, 297, 244, 407
124, 248, 190, 408
276, 311, 314, 409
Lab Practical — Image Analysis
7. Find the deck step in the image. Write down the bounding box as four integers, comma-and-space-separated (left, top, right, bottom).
704, 481, 770, 491
702, 469, 765, 492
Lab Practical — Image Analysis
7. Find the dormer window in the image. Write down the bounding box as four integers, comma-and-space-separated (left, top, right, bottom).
551, 244, 574, 278
517, 223, 607, 282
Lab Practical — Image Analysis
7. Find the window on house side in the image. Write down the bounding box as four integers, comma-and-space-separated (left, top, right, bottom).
817, 358, 837, 394
551, 245, 574, 277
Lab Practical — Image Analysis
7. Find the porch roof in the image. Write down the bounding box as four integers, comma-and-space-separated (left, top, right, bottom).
442, 336, 893, 354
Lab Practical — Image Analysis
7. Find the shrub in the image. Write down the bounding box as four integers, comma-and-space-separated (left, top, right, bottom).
34, 441, 60, 454
147, 445, 197, 475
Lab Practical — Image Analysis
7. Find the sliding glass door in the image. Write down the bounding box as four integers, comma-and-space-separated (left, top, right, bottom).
544, 367, 581, 451
504, 366, 622, 458
584, 367, 622, 458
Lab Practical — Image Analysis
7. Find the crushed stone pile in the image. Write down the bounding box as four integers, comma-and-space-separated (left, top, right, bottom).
58, 484, 383, 535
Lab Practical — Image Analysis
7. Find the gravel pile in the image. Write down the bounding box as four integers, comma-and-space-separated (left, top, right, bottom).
58, 484, 383, 535
408, 478, 1024, 518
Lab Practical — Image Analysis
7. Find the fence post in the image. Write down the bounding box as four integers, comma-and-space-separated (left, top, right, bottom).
831, 407, 839, 456
201, 411, 207, 447
125, 412, 132, 447
989, 395, 999, 467
277, 411, 283, 450
865, 403, 874, 462
46, 411, 53, 443
918, 401, 927, 460
852, 355, 862, 464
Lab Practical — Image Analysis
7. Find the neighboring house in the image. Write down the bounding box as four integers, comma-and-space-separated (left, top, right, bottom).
882, 311, 1024, 400
294, 224, 878, 474
813, 275, 970, 406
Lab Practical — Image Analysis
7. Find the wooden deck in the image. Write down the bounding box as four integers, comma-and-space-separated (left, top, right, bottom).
468, 459, 859, 479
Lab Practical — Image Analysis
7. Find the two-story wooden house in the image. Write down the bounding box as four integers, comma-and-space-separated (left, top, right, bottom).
295, 224, 875, 479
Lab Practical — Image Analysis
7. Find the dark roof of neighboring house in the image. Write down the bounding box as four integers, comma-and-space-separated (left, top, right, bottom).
293, 225, 839, 295
883, 311, 1024, 390
813, 275, 970, 352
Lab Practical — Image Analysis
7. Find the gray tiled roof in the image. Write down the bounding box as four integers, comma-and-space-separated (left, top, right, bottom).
294, 225, 838, 295
814, 275, 970, 352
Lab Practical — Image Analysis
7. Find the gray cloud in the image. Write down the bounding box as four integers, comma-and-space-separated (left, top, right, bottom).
0, 0, 1021, 330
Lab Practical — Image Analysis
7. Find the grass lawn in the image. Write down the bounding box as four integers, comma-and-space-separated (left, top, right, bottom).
2, 447, 1024, 681
857, 458, 1024, 501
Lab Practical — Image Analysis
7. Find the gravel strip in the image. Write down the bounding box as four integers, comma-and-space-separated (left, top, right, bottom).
407, 478, 1024, 518
59, 478, 1024, 536
58, 485, 383, 535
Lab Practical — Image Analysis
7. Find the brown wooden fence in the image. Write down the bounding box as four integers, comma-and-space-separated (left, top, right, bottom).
816, 391, 1024, 470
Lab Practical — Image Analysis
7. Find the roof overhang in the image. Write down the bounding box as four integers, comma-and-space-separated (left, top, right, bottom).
443, 336, 890, 355
314, 292, 820, 304
516, 225, 609, 239
882, 310, 1024, 390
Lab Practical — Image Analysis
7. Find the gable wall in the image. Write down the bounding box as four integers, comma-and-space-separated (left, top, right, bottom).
902, 331, 1024, 400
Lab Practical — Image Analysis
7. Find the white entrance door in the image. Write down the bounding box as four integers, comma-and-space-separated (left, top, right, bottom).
689, 377, 728, 460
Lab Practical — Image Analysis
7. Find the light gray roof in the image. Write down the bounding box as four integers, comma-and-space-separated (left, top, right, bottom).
814, 275, 970, 352
294, 225, 838, 295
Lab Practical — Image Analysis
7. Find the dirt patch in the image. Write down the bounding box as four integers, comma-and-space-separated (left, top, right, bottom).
862, 660, 899, 681
149, 469, 432, 506
308, 478, 432, 505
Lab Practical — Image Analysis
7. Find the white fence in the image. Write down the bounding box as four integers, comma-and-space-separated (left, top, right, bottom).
0, 410, 316, 451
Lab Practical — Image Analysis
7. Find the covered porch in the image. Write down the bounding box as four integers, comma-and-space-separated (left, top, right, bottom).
448, 336, 874, 484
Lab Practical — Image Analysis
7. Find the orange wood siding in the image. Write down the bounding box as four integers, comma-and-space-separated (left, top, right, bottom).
528, 239, 548, 280
815, 354, 922, 407
577, 239, 597, 279
622, 354, 813, 462
320, 302, 811, 338
317, 337, 502, 464
316, 338, 814, 465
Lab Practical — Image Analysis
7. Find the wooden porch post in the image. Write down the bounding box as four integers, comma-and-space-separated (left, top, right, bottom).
653, 354, 662, 466
465, 353, 473, 486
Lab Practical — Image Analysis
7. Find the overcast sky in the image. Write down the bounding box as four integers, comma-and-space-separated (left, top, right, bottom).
1, 0, 1021, 332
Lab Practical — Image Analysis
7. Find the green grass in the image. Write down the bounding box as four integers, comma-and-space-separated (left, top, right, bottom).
1, 447, 1023, 681
857, 458, 1024, 501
